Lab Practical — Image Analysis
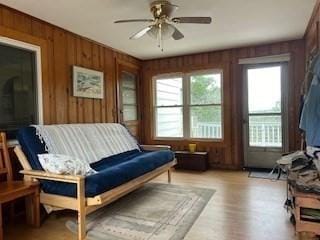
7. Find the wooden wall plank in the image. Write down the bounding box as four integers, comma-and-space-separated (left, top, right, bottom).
44, 24, 55, 124
81, 39, 94, 123
99, 46, 107, 122
67, 34, 78, 123
0, 7, 3, 25
92, 44, 102, 123
53, 29, 68, 123
13, 12, 32, 34
104, 48, 116, 122
2, 7, 14, 28
75, 37, 84, 123
31, 19, 45, 39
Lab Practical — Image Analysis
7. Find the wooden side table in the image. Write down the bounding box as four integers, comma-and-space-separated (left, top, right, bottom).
0, 132, 40, 240
0, 181, 40, 240
174, 151, 208, 171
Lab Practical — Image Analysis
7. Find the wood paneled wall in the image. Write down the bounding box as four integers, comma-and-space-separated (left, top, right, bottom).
305, 0, 320, 59
0, 4, 140, 125
142, 40, 305, 169
0, 3, 309, 170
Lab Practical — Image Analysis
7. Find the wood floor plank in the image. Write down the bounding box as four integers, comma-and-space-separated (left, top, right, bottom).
4, 170, 303, 240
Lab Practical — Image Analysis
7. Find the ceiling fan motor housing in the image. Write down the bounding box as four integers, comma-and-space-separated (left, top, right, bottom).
150, 0, 178, 19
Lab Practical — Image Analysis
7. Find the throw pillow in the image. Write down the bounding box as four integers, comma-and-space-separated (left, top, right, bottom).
38, 154, 97, 176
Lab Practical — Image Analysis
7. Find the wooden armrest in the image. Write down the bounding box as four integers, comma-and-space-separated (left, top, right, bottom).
20, 170, 84, 183
141, 145, 171, 151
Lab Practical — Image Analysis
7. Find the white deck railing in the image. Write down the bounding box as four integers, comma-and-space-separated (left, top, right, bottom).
249, 122, 282, 147
192, 122, 282, 147
192, 123, 222, 139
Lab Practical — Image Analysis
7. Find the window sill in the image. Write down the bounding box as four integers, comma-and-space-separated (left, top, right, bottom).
153, 137, 224, 142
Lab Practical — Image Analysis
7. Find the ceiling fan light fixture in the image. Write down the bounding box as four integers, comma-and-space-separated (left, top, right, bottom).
147, 23, 175, 40
114, 0, 212, 51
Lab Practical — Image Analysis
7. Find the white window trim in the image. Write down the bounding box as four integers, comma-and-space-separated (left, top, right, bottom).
238, 54, 291, 65
153, 69, 224, 141
0, 36, 43, 125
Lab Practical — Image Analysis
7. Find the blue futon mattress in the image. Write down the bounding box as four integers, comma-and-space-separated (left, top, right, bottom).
17, 127, 174, 198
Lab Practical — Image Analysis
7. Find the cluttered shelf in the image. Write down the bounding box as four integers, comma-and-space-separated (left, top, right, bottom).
281, 151, 320, 237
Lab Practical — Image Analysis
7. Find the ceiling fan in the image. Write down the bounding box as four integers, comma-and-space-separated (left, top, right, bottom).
114, 0, 212, 51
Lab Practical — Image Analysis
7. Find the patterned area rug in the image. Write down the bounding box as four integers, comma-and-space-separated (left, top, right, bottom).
66, 183, 215, 240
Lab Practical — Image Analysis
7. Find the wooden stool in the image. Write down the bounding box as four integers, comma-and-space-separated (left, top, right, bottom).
0, 132, 40, 240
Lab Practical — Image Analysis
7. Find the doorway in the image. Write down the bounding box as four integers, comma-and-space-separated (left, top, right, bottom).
116, 62, 141, 141
243, 63, 288, 169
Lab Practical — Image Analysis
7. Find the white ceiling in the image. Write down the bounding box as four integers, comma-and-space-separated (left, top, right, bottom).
0, 0, 317, 60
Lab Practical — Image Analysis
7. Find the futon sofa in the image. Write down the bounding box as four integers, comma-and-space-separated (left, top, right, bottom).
14, 123, 176, 240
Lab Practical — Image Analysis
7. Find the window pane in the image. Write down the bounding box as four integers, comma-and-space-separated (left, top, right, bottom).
122, 89, 136, 105
190, 73, 221, 105
248, 66, 281, 114
0, 44, 37, 138
121, 72, 136, 89
190, 106, 222, 139
156, 107, 183, 138
156, 78, 183, 106
123, 105, 137, 121
249, 115, 282, 147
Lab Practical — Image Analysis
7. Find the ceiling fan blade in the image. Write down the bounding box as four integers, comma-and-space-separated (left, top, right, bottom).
114, 19, 154, 24
172, 27, 184, 40
172, 17, 212, 24
129, 26, 153, 40
161, 3, 179, 17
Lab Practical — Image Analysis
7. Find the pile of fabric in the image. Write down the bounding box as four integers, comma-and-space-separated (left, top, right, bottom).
281, 149, 320, 194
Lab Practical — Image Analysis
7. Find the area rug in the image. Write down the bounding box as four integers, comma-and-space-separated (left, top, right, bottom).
66, 183, 215, 240
248, 170, 287, 181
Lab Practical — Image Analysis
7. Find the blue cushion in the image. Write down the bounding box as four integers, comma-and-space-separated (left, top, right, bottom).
44, 150, 174, 197
16, 127, 175, 198
17, 127, 47, 170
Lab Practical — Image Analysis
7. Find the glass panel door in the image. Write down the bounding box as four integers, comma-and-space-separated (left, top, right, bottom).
117, 64, 140, 140
120, 71, 138, 122
244, 64, 288, 169
247, 66, 282, 147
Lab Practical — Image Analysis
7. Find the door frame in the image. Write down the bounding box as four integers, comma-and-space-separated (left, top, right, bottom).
242, 62, 289, 168
116, 59, 141, 140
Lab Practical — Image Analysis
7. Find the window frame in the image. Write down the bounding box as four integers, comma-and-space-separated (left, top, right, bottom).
153, 69, 224, 141
0, 37, 43, 125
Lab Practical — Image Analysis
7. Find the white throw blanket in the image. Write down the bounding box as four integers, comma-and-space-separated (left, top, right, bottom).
33, 123, 140, 164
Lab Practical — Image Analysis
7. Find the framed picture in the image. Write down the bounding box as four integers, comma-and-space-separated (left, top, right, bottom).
73, 66, 104, 99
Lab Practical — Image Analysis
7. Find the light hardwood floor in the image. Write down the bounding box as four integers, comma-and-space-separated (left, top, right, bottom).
4, 170, 304, 240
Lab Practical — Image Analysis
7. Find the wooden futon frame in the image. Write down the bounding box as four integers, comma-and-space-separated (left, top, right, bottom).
14, 145, 177, 240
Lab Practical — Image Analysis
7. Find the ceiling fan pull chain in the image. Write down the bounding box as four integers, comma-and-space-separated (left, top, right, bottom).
159, 23, 163, 51
157, 26, 161, 48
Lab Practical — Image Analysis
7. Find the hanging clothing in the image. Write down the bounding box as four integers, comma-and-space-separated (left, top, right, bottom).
299, 55, 320, 147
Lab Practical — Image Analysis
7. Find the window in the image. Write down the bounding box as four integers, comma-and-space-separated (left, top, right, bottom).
0, 43, 38, 139
154, 70, 223, 140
